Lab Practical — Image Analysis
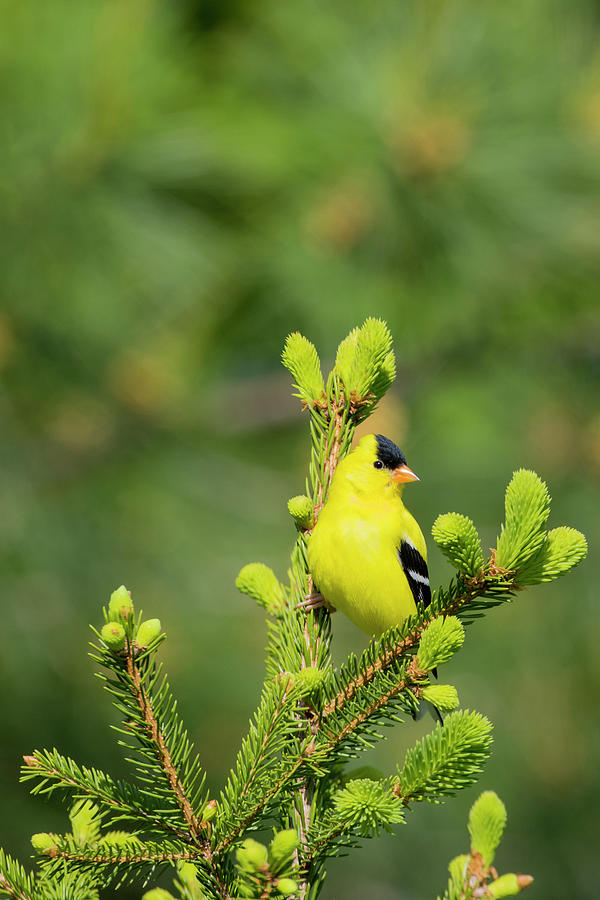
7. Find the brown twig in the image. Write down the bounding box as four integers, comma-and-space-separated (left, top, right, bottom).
214, 754, 308, 854
296, 401, 348, 900
124, 648, 233, 899
0, 873, 32, 900
320, 668, 416, 749
234, 684, 293, 809
22, 754, 191, 844
52, 848, 201, 866
320, 572, 513, 719
125, 647, 205, 846
312, 400, 345, 521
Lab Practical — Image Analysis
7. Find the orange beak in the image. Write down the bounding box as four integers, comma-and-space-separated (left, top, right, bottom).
391, 463, 419, 483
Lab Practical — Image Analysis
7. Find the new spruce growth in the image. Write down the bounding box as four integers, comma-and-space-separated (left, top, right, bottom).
282, 333, 325, 406
432, 469, 585, 589
417, 616, 465, 670
236, 563, 287, 615
0, 321, 586, 900
439, 791, 533, 900
432, 513, 484, 577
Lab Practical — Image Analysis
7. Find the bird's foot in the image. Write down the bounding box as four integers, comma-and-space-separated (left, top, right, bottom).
296, 592, 335, 613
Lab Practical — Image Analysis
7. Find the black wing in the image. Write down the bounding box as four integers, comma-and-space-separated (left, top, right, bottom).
397, 538, 431, 609
398, 538, 440, 719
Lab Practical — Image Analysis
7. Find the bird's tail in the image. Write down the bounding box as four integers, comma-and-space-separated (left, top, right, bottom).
412, 666, 442, 725
413, 700, 444, 725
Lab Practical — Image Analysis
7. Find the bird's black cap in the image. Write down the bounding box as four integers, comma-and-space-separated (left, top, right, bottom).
375, 434, 407, 470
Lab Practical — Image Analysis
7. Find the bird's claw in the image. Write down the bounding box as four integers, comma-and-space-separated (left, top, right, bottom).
296, 592, 335, 613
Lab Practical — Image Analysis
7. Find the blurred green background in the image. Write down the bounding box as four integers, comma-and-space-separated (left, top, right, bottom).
1, 0, 599, 897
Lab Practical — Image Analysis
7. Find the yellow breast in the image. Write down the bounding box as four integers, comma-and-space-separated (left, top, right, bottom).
308, 493, 426, 636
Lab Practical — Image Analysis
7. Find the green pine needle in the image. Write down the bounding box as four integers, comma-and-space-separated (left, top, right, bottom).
332, 778, 405, 835
398, 711, 493, 803
496, 470, 550, 571
0, 848, 36, 900
417, 616, 465, 671
468, 790, 507, 866
235, 563, 287, 615
333, 318, 395, 405
517, 526, 587, 584
282, 333, 325, 405
432, 513, 484, 576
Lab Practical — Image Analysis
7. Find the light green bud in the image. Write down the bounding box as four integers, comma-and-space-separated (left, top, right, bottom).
268, 830, 299, 869
282, 333, 325, 405
142, 890, 176, 900
177, 861, 201, 887
136, 618, 162, 648
31, 833, 56, 854
488, 873, 534, 897
101, 622, 126, 652
70, 799, 101, 845
287, 495, 314, 530
333, 328, 359, 388
108, 585, 134, 620
432, 513, 484, 577
417, 616, 464, 670
275, 878, 298, 896
369, 348, 396, 401
202, 799, 217, 822
293, 667, 326, 696
333, 319, 396, 411
448, 854, 469, 889
422, 684, 459, 713
236, 563, 286, 615
236, 838, 268, 872
496, 470, 550, 571
518, 526, 587, 584
468, 791, 507, 866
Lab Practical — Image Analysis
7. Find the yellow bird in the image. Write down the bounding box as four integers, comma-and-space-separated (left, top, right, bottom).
306, 433, 430, 636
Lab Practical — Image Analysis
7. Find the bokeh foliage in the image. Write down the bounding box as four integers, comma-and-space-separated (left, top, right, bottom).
0, 1, 598, 898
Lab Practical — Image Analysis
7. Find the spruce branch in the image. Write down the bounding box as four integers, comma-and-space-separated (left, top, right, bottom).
315, 563, 524, 730
438, 791, 533, 900
0, 851, 35, 900
305, 778, 404, 866
394, 711, 493, 805
278, 326, 395, 897
39, 838, 208, 892
90, 625, 209, 850
21, 749, 191, 842
215, 679, 303, 847
123, 644, 205, 845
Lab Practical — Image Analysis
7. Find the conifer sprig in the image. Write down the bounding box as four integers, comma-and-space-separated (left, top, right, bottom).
21, 750, 190, 842
395, 711, 493, 804
438, 791, 533, 900
39, 838, 208, 892
0, 850, 35, 900
89, 615, 209, 849
215, 679, 304, 846
305, 778, 405, 866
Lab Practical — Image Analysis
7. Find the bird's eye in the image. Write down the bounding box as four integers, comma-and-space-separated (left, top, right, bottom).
373, 460, 384, 470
